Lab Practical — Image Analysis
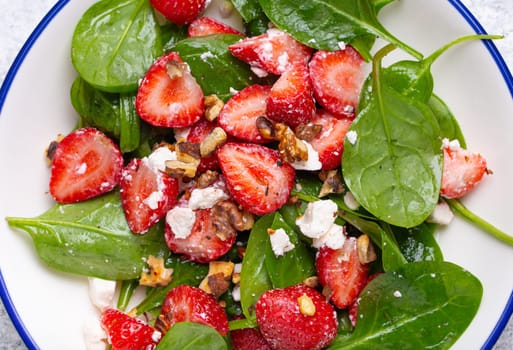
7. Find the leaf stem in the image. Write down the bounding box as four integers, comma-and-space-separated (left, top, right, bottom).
445, 198, 513, 247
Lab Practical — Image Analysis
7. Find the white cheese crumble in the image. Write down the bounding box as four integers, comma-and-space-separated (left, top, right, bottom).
232, 284, 241, 302
427, 200, 454, 225
188, 186, 230, 210
442, 138, 461, 151
250, 66, 269, 78
337, 41, 346, 50
343, 191, 360, 211
147, 146, 177, 172
312, 223, 346, 250
166, 207, 196, 239
83, 314, 108, 350
346, 130, 358, 145
393, 290, 402, 298
87, 278, 116, 311
296, 199, 339, 239
269, 228, 295, 256
174, 127, 191, 141
292, 142, 322, 171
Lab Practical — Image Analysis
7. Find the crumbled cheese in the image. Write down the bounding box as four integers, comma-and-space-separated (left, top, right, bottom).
189, 186, 230, 210
276, 52, 290, 73
229, 87, 239, 95
87, 278, 116, 311
312, 223, 346, 250
166, 207, 196, 239
151, 330, 162, 343
337, 41, 346, 50
393, 290, 402, 298
232, 284, 241, 302
427, 200, 454, 225
174, 127, 191, 141
233, 262, 242, 274
296, 200, 339, 239
147, 147, 177, 172
346, 130, 358, 145
269, 228, 295, 256
83, 314, 108, 350
250, 66, 269, 78
292, 142, 322, 171
142, 190, 163, 210
442, 138, 461, 151
200, 51, 215, 62
343, 191, 360, 211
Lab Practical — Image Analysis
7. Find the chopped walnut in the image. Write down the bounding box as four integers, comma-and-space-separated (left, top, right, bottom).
200, 127, 227, 157
275, 123, 308, 163
196, 170, 220, 189
45, 134, 64, 164
256, 116, 276, 140
303, 276, 319, 288
139, 256, 173, 287
176, 141, 201, 161
212, 200, 254, 238
357, 234, 377, 264
296, 122, 323, 142
165, 159, 200, 178
318, 170, 344, 198
204, 95, 224, 122
199, 261, 235, 298
298, 294, 316, 316
165, 60, 188, 79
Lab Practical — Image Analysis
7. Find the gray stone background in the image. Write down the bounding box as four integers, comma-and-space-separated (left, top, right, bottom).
1, 0, 512, 349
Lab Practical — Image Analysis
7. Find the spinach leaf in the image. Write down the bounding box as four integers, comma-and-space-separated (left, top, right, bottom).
231, 0, 266, 23
257, 0, 421, 60
394, 223, 443, 262
118, 93, 141, 153
155, 322, 228, 350
6, 191, 169, 280
71, 0, 162, 93
327, 261, 482, 349
239, 214, 274, 320
264, 213, 316, 288
171, 34, 255, 101
428, 94, 466, 147
342, 45, 442, 229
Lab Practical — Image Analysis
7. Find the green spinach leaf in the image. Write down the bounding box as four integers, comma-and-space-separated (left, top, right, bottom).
428, 94, 466, 147
155, 322, 228, 350
71, 0, 162, 93
6, 191, 168, 280
327, 261, 482, 349
394, 223, 443, 262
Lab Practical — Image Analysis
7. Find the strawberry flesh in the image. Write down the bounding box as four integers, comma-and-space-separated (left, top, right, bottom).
49, 127, 123, 204
188, 16, 243, 37
150, 0, 207, 25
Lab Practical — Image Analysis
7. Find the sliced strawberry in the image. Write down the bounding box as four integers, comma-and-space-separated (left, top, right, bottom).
188, 16, 244, 37
255, 284, 338, 350
309, 47, 366, 117
440, 141, 489, 199
157, 285, 229, 336
229, 28, 313, 76
316, 236, 369, 309
217, 142, 295, 215
120, 158, 179, 234
348, 272, 382, 327
266, 63, 315, 128
136, 52, 204, 128
308, 109, 353, 170
150, 0, 207, 25
218, 84, 271, 143
49, 127, 123, 204
101, 308, 161, 350
230, 318, 271, 350
186, 119, 220, 172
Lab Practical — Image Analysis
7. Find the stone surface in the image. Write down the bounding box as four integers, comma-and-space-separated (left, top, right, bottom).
0, 0, 512, 349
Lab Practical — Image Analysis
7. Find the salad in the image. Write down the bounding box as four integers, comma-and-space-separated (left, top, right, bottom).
4, 0, 513, 349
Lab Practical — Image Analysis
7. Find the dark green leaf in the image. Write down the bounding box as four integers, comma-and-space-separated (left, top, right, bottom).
71, 0, 162, 92
428, 94, 466, 147
6, 191, 168, 280
231, 0, 266, 23
328, 261, 482, 349
171, 34, 256, 101
394, 223, 443, 262
257, 0, 421, 59
155, 322, 228, 350
118, 93, 141, 152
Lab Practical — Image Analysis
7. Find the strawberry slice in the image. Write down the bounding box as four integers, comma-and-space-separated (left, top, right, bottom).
229, 28, 313, 76
308, 109, 353, 170
315, 236, 369, 309
309, 47, 366, 117
217, 142, 295, 215
230, 317, 271, 350
255, 284, 338, 350
188, 16, 244, 37
186, 119, 220, 172
49, 127, 123, 204
157, 285, 229, 336
136, 52, 204, 128
218, 84, 271, 143
150, 0, 207, 25
120, 157, 179, 234
266, 63, 315, 128
440, 140, 489, 199
101, 308, 161, 350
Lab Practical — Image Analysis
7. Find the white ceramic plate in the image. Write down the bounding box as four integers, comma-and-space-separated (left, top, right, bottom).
1, 0, 513, 349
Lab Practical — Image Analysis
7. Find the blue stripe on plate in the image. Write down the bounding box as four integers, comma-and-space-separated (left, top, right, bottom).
0, 1, 512, 349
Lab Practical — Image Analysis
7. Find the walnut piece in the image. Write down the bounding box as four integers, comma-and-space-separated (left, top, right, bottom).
139, 256, 173, 287
212, 200, 254, 238
319, 170, 344, 198
296, 122, 323, 142
165, 60, 188, 79
204, 95, 224, 122
275, 122, 308, 163
357, 234, 377, 264
200, 127, 227, 157
199, 261, 235, 298
297, 294, 316, 316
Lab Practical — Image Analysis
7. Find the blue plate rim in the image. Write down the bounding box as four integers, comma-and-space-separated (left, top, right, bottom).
0, 1, 512, 349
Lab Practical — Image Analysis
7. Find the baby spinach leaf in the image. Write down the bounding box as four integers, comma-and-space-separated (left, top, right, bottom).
257, 0, 422, 60
428, 94, 466, 147
71, 0, 162, 93
155, 322, 228, 350
394, 223, 443, 262
171, 34, 256, 101
6, 191, 168, 280
342, 45, 442, 229
118, 93, 141, 153
327, 261, 482, 349
239, 214, 274, 320
231, 0, 266, 23
264, 213, 316, 288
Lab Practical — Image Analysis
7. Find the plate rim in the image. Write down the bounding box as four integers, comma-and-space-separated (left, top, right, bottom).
0, 0, 512, 349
